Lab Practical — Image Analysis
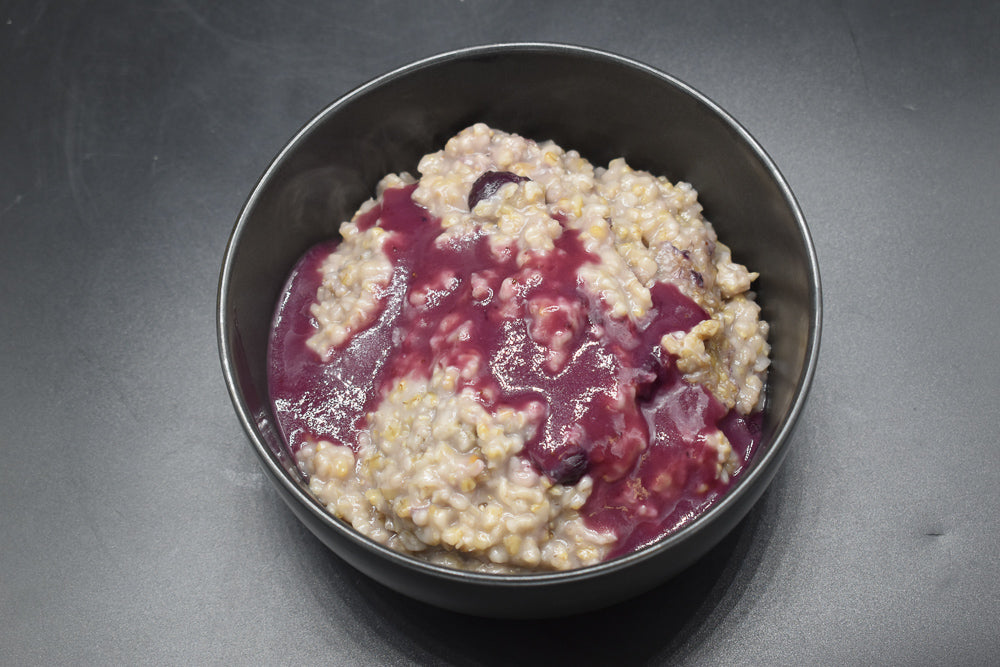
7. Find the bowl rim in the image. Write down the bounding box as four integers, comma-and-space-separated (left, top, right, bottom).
217, 41, 822, 586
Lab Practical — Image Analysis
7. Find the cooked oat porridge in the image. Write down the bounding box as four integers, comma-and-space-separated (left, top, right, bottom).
268, 124, 769, 573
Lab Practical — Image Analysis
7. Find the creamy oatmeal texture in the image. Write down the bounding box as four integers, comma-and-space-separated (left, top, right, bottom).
269, 124, 770, 572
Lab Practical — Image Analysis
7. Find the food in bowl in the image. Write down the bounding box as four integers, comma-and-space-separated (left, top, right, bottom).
267, 123, 770, 572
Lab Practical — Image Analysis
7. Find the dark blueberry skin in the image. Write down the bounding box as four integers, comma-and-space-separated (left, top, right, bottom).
545, 447, 589, 486
468, 171, 530, 210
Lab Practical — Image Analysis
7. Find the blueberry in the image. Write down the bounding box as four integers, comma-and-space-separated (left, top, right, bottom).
546, 447, 589, 485
468, 171, 530, 210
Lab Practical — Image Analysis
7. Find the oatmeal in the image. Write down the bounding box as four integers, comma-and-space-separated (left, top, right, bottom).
268, 124, 769, 572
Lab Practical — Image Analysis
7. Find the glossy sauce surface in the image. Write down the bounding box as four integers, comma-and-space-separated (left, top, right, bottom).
268, 185, 761, 557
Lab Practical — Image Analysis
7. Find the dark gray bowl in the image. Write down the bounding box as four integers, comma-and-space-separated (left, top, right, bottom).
217, 43, 821, 618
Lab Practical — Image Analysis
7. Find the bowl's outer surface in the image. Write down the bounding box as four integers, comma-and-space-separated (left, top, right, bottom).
218, 43, 821, 618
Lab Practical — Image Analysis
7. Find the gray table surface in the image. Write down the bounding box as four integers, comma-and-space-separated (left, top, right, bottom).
2, 1, 998, 664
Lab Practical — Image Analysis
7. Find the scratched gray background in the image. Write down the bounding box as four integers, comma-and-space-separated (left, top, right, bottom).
2, 1, 998, 664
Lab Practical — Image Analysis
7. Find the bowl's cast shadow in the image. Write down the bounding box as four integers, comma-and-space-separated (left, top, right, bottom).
336, 483, 781, 665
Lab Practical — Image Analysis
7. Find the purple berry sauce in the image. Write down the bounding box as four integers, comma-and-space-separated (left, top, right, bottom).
268, 184, 762, 560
